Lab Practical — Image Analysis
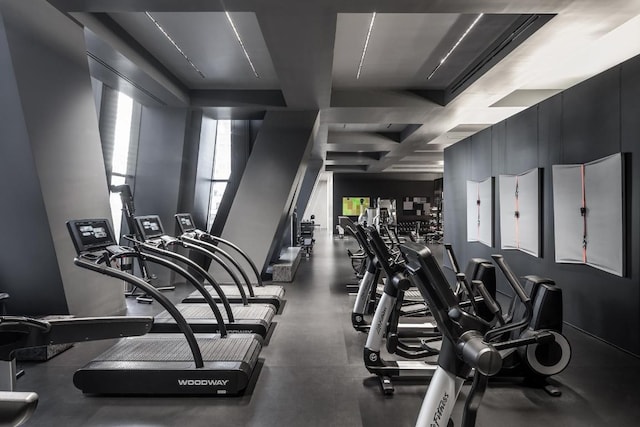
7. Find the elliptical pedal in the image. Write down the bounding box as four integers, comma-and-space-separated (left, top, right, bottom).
380, 376, 394, 395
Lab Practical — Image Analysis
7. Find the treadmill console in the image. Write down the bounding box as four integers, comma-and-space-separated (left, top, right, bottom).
175, 213, 197, 233
135, 215, 165, 240
67, 219, 117, 254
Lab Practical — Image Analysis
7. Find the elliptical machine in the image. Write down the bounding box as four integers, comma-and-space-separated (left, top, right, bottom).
399, 242, 559, 427
445, 245, 571, 396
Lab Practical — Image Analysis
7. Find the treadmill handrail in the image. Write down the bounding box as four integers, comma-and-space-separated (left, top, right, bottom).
199, 233, 263, 287
0, 316, 154, 360
74, 256, 205, 368
181, 235, 254, 296
0, 391, 38, 427
179, 236, 252, 299
123, 234, 236, 322
111, 251, 229, 337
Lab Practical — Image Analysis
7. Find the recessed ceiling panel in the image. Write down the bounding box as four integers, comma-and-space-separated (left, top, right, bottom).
110, 12, 279, 89
328, 123, 413, 133
332, 13, 526, 90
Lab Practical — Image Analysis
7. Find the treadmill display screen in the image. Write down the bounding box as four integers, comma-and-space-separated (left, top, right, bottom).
135, 215, 165, 240
67, 219, 116, 253
175, 213, 196, 233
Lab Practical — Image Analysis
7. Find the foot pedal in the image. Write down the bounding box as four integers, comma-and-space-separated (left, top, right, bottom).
420, 339, 439, 356
136, 295, 153, 304
380, 376, 395, 395
544, 384, 561, 397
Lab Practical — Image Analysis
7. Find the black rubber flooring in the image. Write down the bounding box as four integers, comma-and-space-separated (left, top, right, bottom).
15, 233, 640, 426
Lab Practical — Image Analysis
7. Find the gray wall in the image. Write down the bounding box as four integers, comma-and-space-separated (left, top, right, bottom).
133, 105, 188, 284
220, 111, 319, 275
0, 0, 124, 316
444, 53, 640, 356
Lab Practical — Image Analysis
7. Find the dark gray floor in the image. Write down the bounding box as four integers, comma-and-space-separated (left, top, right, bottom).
16, 233, 640, 426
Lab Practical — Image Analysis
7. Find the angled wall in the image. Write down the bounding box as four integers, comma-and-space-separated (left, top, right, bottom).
0, 0, 124, 316
444, 53, 640, 355
219, 111, 319, 275
133, 105, 188, 284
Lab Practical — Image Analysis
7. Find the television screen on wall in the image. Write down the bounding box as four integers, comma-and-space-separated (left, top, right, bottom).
342, 197, 370, 216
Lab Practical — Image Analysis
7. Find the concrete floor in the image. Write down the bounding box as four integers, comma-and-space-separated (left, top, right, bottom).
15, 232, 640, 426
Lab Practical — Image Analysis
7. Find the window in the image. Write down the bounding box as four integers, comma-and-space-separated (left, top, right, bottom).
108, 92, 135, 239
207, 119, 232, 229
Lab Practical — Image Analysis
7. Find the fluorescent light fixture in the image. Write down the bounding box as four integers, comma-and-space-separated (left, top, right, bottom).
356, 12, 377, 79
145, 12, 205, 79
225, 11, 260, 78
428, 13, 484, 80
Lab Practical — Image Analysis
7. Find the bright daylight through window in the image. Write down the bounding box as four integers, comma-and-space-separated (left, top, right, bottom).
109, 91, 134, 239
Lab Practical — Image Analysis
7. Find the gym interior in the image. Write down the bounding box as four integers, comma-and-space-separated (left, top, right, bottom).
1, 1, 640, 426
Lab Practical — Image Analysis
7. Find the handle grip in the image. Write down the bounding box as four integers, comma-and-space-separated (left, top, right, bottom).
472, 280, 501, 317
491, 255, 530, 304
492, 331, 554, 351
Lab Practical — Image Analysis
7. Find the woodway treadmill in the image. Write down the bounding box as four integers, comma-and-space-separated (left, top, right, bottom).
131, 215, 275, 337
174, 213, 286, 311
67, 218, 263, 395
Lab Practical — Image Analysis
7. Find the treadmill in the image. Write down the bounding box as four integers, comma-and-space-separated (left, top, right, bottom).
67, 218, 263, 395
175, 213, 285, 312
131, 215, 275, 337
0, 314, 153, 423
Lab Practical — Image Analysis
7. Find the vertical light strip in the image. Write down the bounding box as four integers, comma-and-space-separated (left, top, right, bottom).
427, 13, 484, 80
225, 11, 260, 78
356, 12, 377, 80
145, 12, 205, 78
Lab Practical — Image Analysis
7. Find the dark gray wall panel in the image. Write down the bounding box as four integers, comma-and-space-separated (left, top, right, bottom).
134, 106, 188, 284
491, 122, 507, 177
470, 129, 492, 181
443, 141, 470, 269
0, 0, 124, 316
505, 107, 538, 174
561, 67, 621, 163
220, 111, 318, 274
538, 95, 562, 261
620, 54, 640, 352
444, 53, 640, 355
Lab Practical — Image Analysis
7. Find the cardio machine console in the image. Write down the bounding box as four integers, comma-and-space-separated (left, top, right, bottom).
67, 219, 118, 254
175, 213, 197, 233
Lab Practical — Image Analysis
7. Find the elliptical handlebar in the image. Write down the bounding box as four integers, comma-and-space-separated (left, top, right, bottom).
491, 255, 530, 304
444, 243, 462, 274
484, 255, 533, 342
365, 227, 398, 278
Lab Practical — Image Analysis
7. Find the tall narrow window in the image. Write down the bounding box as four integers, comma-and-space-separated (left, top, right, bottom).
109, 92, 134, 239
206, 120, 232, 229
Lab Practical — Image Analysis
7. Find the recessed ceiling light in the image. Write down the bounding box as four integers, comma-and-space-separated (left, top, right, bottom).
225, 11, 260, 78
427, 13, 484, 80
356, 12, 377, 79
145, 12, 205, 79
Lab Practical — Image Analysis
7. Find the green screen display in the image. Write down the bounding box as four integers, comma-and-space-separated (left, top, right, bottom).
342, 197, 370, 216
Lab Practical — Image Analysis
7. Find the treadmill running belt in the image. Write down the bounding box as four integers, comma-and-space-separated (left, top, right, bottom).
155, 304, 275, 322
184, 286, 285, 302
216, 285, 285, 299
98, 335, 260, 363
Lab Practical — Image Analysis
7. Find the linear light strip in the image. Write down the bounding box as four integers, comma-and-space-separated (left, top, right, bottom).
356, 12, 376, 79
225, 11, 260, 78
427, 13, 484, 80
145, 12, 205, 79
